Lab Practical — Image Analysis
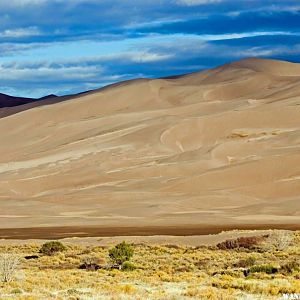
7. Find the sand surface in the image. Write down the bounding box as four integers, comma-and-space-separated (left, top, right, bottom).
0, 230, 276, 247
0, 58, 300, 236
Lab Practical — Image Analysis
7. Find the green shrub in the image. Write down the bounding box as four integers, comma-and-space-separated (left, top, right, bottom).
121, 261, 136, 271
244, 264, 278, 276
39, 241, 66, 256
11, 288, 23, 294
109, 241, 134, 269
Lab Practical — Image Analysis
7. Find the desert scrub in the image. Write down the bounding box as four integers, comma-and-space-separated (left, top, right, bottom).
280, 260, 300, 275
217, 235, 266, 250
183, 286, 236, 299
79, 255, 106, 271
233, 256, 256, 268
0, 253, 21, 282
108, 241, 134, 269
0, 230, 298, 299
244, 264, 279, 276
121, 261, 136, 271
262, 230, 294, 251
39, 241, 66, 256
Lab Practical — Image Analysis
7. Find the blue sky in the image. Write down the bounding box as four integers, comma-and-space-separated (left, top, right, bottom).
0, 0, 300, 97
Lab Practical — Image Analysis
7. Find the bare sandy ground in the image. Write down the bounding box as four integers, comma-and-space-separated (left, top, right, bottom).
0, 230, 278, 247
0, 58, 300, 235
0, 224, 299, 240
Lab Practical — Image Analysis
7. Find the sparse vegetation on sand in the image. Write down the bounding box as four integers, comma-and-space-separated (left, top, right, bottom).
0, 230, 299, 299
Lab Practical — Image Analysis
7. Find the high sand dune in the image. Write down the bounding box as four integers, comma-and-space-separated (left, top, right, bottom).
0, 58, 300, 238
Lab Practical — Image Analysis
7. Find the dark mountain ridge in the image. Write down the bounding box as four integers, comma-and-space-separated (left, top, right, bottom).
0, 93, 57, 108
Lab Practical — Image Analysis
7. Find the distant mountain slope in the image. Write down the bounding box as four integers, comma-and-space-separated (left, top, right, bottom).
0, 81, 147, 119
0, 58, 300, 235
0, 93, 57, 108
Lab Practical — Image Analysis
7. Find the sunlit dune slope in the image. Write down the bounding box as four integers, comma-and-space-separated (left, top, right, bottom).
0, 58, 300, 230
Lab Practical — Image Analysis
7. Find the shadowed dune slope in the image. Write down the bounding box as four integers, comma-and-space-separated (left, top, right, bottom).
0, 58, 300, 233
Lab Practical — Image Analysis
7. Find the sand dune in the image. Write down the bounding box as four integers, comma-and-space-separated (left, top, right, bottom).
0, 58, 300, 236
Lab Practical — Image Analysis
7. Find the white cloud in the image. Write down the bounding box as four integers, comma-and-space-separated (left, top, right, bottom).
0, 0, 47, 6
118, 52, 173, 63
0, 27, 40, 38
200, 31, 295, 41
176, 0, 222, 6
0, 64, 100, 82
0, 0, 105, 7
230, 44, 300, 58
28, 50, 174, 65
